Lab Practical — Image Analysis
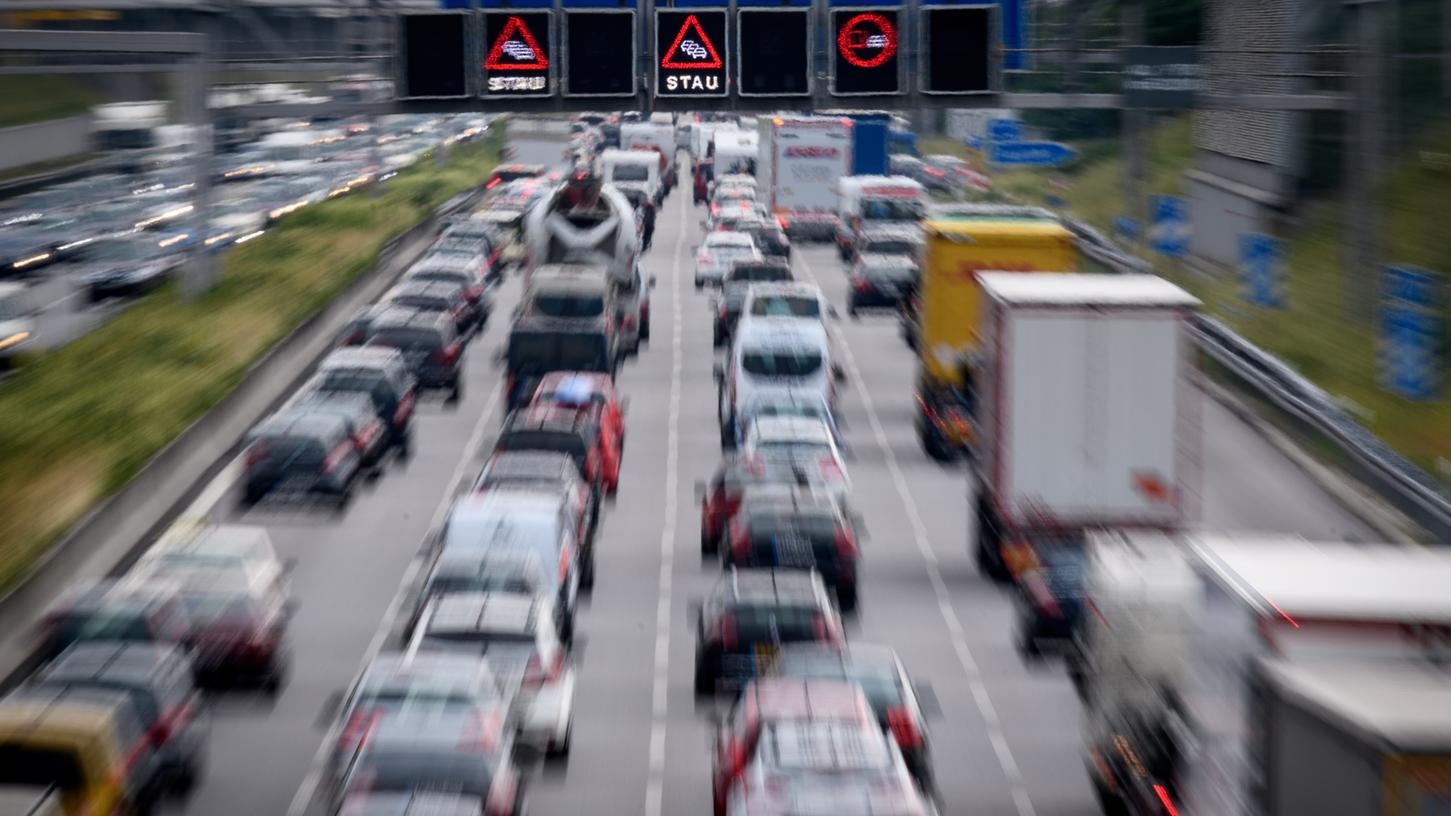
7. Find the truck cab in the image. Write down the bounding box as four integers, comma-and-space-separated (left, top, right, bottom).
600, 149, 662, 205
833, 176, 927, 260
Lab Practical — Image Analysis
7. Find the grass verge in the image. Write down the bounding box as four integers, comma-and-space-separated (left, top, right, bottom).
937, 116, 1451, 490
0, 76, 100, 130
0, 136, 499, 592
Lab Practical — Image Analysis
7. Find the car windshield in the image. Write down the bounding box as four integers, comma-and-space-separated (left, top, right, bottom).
532, 293, 605, 318
749, 296, 819, 318
353, 752, 493, 798
730, 605, 822, 643
431, 573, 540, 596
369, 328, 440, 353
611, 165, 649, 182
863, 265, 917, 282
754, 439, 831, 459
392, 294, 450, 312
741, 350, 823, 377
411, 270, 468, 287
863, 240, 916, 255
730, 266, 789, 283
860, 199, 924, 221
51, 611, 151, 644
709, 247, 755, 263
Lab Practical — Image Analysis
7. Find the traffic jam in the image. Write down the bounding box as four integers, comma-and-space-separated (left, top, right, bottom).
6, 109, 1449, 816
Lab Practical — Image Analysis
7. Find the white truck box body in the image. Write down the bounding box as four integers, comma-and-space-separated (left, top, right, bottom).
713, 129, 759, 174
504, 117, 574, 169
691, 123, 721, 160
600, 149, 661, 200
1083, 531, 1451, 816
978, 273, 1200, 530
757, 116, 853, 219
620, 122, 674, 155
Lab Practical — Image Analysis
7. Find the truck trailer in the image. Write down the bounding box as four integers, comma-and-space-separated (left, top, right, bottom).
756, 116, 853, 241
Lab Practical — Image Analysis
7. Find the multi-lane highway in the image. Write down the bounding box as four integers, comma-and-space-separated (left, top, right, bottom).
141, 158, 1376, 816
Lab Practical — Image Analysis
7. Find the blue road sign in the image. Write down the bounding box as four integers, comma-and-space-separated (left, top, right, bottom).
965, 135, 983, 152
987, 141, 1077, 167
1379, 265, 1444, 400
999, 0, 1028, 70
987, 118, 1022, 142
1238, 233, 1286, 309
1149, 195, 1189, 258
1112, 216, 1140, 242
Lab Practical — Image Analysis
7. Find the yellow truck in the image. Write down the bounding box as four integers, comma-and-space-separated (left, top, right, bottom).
913, 209, 1077, 459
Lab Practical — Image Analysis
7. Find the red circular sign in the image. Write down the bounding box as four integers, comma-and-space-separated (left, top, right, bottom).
836, 13, 897, 69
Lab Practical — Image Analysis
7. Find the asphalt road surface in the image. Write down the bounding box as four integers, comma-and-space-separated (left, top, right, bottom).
151, 162, 1375, 816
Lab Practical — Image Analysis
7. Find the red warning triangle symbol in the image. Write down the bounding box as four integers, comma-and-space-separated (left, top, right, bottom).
485, 15, 548, 71
660, 14, 722, 70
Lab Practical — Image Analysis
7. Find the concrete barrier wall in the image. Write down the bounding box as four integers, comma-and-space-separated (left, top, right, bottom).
0, 116, 92, 173
0, 193, 477, 681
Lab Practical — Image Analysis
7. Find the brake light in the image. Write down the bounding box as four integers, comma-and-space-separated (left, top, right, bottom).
887, 707, 923, 750
338, 709, 381, 754
356, 420, 383, 450
819, 457, 842, 480
1026, 575, 1063, 618
854, 277, 873, 293
719, 615, 738, 649
322, 440, 354, 474
729, 523, 751, 561
776, 215, 789, 230
811, 615, 839, 645
431, 341, 462, 365
392, 392, 415, 425
244, 443, 269, 470
835, 527, 857, 562
462, 707, 505, 754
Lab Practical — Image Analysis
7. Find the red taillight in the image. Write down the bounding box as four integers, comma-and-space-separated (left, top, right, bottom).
887, 707, 923, 750
1153, 785, 1181, 816
356, 420, 383, 450
776, 215, 789, 230
819, 457, 842, 480
339, 709, 380, 754
486, 177, 502, 189
322, 440, 353, 474
432, 341, 462, 365
854, 277, 873, 293
719, 615, 738, 649
811, 615, 839, 645
244, 443, 269, 469
835, 527, 857, 562
465, 284, 484, 301
729, 523, 750, 561
392, 392, 415, 425
1026, 575, 1063, 618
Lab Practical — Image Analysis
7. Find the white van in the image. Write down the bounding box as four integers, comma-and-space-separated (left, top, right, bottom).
717, 318, 835, 443
0, 282, 37, 361
600, 148, 661, 203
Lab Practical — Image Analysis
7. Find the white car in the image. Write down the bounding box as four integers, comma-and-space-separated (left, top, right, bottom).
742, 414, 851, 500
694, 231, 762, 289
410, 591, 576, 757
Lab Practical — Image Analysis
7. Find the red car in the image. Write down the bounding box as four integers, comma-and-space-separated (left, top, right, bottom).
529, 372, 626, 453
495, 405, 622, 496
695, 456, 813, 554
712, 679, 880, 816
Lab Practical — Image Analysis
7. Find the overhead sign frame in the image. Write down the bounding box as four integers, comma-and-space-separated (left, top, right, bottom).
481, 11, 554, 99
920, 4, 998, 95
562, 7, 639, 98
395, 11, 474, 100
828, 7, 904, 97
654, 8, 729, 98
735, 7, 813, 97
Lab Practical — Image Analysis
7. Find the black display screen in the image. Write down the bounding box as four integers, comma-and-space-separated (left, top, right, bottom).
736, 9, 811, 97
482, 12, 553, 97
924, 6, 994, 93
656, 9, 729, 97
830, 9, 900, 95
400, 14, 469, 98
565, 10, 637, 97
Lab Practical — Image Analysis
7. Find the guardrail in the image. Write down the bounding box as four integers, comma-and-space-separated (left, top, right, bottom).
1070, 218, 1451, 542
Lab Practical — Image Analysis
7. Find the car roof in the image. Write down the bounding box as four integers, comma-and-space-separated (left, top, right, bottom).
749, 678, 873, 721
855, 253, 919, 269
449, 489, 564, 521
730, 258, 791, 271
776, 643, 900, 675
720, 568, 824, 605
290, 390, 376, 417
704, 231, 756, 247
758, 720, 893, 773
745, 281, 820, 298
734, 320, 828, 350
321, 347, 408, 371
480, 451, 580, 483
751, 415, 834, 442
536, 371, 612, 394
338, 791, 485, 816
503, 405, 597, 435
432, 546, 547, 577
361, 651, 497, 690
40, 642, 187, 686
389, 280, 462, 299
426, 592, 543, 637
368, 307, 451, 332
252, 410, 351, 440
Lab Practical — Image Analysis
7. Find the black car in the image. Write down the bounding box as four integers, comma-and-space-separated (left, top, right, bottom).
337, 303, 397, 347
1015, 543, 1088, 661
384, 279, 487, 337
34, 581, 194, 664
723, 258, 793, 287
78, 234, 185, 302
307, 347, 418, 456
504, 316, 615, 410
719, 490, 862, 612
847, 254, 919, 315
364, 308, 465, 402
740, 223, 792, 261
240, 411, 362, 508
693, 568, 844, 695
285, 390, 390, 469
712, 283, 750, 348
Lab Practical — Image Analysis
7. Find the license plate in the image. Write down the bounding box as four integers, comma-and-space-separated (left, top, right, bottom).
772, 534, 815, 568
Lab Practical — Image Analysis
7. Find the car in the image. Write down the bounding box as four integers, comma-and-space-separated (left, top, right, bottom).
732, 392, 844, 453
495, 405, 621, 498
708, 210, 771, 235
77, 233, 186, 303
336, 790, 501, 816
712, 282, 750, 348
329, 651, 511, 779
143, 575, 291, 692
336, 302, 397, 347
742, 415, 852, 502
848, 253, 919, 315
739, 281, 832, 323
284, 390, 391, 471
142, 523, 292, 602
720, 489, 862, 612
363, 308, 465, 402
1014, 542, 1088, 662
0, 281, 37, 362
723, 717, 937, 816
308, 347, 418, 456
333, 706, 525, 816
693, 568, 844, 695
29, 642, 209, 791
696, 455, 817, 555
474, 450, 599, 541
768, 644, 936, 785
695, 232, 762, 289
849, 224, 923, 265
417, 546, 577, 643
738, 221, 791, 261
443, 488, 591, 590
404, 256, 490, 313
504, 313, 618, 410
435, 222, 503, 274
410, 592, 575, 758
384, 278, 487, 337
723, 258, 793, 288
718, 321, 837, 446
923, 153, 986, 194
528, 371, 626, 454
34, 580, 193, 664
711, 678, 881, 815
240, 411, 362, 508
615, 262, 653, 352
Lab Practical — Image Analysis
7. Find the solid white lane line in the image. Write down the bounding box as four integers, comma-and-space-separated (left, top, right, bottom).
644, 177, 688, 816
795, 253, 1037, 816
286, 369, 508, 816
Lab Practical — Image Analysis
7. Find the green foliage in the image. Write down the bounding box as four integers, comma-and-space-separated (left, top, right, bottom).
0, 75, 100, 129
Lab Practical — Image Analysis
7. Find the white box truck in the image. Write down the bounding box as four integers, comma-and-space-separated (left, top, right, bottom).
972, 273, 1201, 582
757, 116, 853, 241
503, 117, 575, 170
1079, 531, 1451, 816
